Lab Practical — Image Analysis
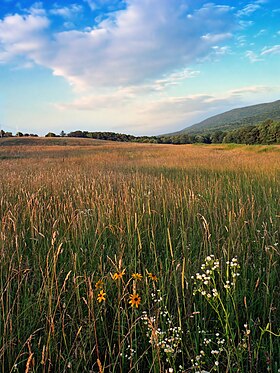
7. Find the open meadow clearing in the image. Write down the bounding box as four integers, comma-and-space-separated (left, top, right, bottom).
0, 139, 279, 372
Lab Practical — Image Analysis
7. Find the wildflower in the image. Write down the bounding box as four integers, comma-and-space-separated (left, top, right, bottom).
148, 272, 158, 282
129, 293, 141, 308
211, 350, 219, 355
132, 273, 143, 280
95, 280, 104, 289
97, 290, 106, 303
112, 269, 125, 280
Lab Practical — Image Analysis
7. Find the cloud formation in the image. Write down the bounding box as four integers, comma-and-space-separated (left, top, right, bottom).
0, 13, 49, 62
245, 50, 263, 62
55, 84, 277, 135
261, 44, 280, 55
0, 0, 235, 88
50, 4, 83, 19
237, 3, 261, 17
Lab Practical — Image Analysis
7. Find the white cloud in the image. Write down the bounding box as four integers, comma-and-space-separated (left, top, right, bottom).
238, 20, 254, 29
28, 2, 46, 16
202, 33, 232, 43
0, 13, 49, 62
84, 0, 125, 12
154, 69, 200, 90
54, 84, 278, 135
229, 85, 274, 96
261, 45, 280, 55
138, 85, 278, 133
211, 45, 231, 55
245, 50, 263, 62
0, 0, 235, 89
50, 4, 83, 19
235, 35, 247, 47
237, 3, 261, 17
254, 29, 266, 38
57, 89, 134, 111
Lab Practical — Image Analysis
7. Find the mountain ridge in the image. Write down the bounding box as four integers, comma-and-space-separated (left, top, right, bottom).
174, 99, 280, 135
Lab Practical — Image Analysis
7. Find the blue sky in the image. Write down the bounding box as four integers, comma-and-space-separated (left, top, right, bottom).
1, 0, 280, 135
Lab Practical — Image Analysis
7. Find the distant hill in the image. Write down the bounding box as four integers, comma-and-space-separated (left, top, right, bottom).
176, 99, 280, 134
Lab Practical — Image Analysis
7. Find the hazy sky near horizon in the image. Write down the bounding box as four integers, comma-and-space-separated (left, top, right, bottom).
1, 0, 280, 135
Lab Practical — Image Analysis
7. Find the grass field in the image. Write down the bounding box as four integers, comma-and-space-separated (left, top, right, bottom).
0, 138, 279, 372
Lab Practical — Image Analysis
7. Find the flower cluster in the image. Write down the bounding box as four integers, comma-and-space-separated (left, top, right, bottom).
192, 255, 240, 300
141, 291, 182, 368
191, 256, 242, 372
224, 257, 240, 289
192, 255, 220, 300
94, 269, 158, 308
191, 330, 224, 371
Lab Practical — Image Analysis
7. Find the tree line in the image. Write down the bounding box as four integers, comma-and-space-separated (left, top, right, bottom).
65, 119, 280, 145
1, 119, 279, 145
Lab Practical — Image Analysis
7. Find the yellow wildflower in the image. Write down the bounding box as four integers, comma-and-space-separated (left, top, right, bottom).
148, 272, 158, 282
112, 269, 126, 280
97, 290, 106, 303
132, 273, 143, 280
129, 293, 141, 308
95, 280, 104, 289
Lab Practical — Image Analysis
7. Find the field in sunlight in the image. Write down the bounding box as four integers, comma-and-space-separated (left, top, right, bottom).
0, 139, 279, 372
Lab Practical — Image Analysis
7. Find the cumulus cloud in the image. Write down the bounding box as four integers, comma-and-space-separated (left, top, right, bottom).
0, 13, 49, 63
0, 0, 235, 88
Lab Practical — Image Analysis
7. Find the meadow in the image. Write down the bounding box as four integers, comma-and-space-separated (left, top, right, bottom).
0, 138, 279, 372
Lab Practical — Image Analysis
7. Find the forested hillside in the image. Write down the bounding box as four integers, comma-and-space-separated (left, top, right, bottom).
175, 100, 280, 134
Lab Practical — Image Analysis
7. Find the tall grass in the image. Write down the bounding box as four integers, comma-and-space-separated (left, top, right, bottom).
0, 141, 279, 372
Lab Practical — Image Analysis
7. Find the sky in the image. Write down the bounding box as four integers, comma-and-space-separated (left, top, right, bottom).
0, 0, 280, 136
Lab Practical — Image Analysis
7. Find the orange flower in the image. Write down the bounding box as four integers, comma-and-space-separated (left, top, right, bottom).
148, 272, 158, 282
95, 280, 104, 289
112, 269, 126, 280
129, 293, 141, 308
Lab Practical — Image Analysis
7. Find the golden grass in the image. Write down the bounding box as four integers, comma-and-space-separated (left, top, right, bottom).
0, 140, 279, 372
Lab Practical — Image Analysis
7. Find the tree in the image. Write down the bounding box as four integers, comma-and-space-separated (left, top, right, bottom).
45, 132, 56, 137
67, 130, 87, 138
210, 131, 226, 143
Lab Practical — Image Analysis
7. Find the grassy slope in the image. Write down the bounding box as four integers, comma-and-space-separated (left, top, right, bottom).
175, 99, 280, 134
0, 136, 110, 147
